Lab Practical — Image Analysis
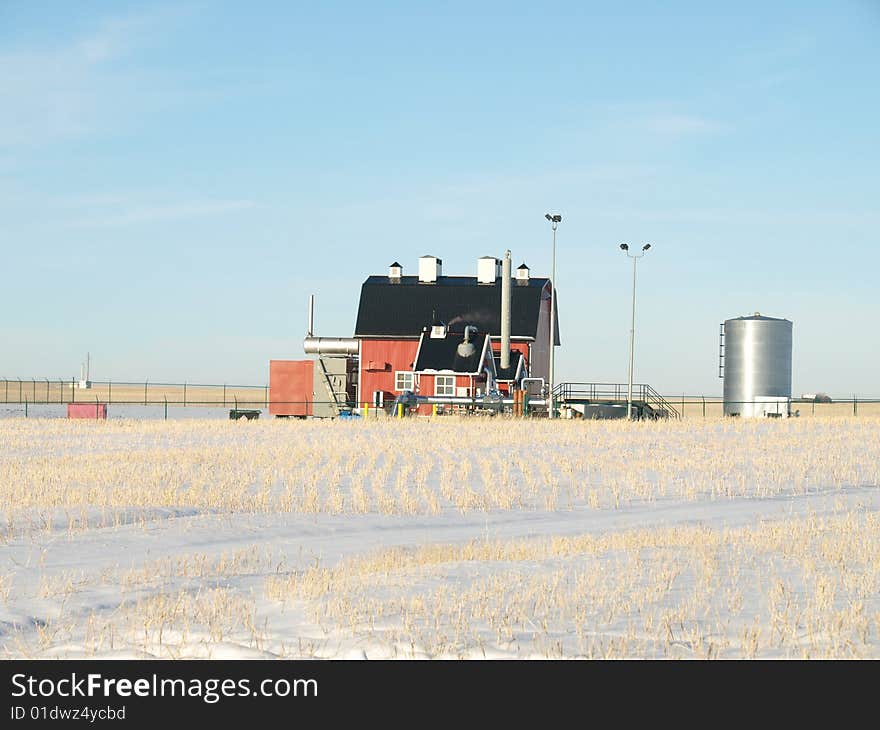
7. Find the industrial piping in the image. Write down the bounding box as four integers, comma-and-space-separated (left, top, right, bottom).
302, 294, 359, 355
303, 337, 359, 356
501, 250, 511, 371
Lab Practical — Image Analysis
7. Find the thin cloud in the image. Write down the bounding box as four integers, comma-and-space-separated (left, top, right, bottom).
585, 206, 880, 227
594, 102, 727, 137
76, 15, 148, 63
639, 114, 724, 136
754, 69, 799, 90
64, 199, 260, 228
0, 8, 187, 147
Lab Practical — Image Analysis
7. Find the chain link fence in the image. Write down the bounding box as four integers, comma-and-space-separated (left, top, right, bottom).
657, 396, 879, 419
1, 379, 877, 419
0, 379, 268, 407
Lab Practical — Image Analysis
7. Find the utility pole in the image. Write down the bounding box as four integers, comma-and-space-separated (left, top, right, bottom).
620, 243, 651, 420
545, 213, 562, 419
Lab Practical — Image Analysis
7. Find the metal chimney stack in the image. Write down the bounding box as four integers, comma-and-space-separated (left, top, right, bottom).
302, 292, 358, 355
501, 250, 512, 370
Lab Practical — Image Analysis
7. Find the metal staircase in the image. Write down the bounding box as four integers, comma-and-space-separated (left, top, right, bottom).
552, 382, 681, 419
316, 357, 348, 417
642, 384, 681, 419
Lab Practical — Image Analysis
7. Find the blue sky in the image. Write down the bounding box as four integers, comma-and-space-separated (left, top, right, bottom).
2, 1, 878, 396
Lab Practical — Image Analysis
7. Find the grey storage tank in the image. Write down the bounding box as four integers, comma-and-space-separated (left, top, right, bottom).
720, 313, 793, 417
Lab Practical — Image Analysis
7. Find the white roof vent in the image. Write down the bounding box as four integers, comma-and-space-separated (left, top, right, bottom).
388, 261, 402, 281
418, 255, 442, 283
457, 326, 478, 357
477, 256, 501, 284
516, 262, 530, 285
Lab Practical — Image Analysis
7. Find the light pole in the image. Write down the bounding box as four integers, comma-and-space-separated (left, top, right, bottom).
620, 243, 651, 420
545, 213, 561, 419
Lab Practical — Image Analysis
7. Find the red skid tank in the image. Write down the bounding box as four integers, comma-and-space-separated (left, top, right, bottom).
269, 360, 313, 417
67, 403, 107, 419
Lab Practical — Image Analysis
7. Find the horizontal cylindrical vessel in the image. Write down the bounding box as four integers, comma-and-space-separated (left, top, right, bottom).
302, 337, 359, 356
722, 314, 792, 417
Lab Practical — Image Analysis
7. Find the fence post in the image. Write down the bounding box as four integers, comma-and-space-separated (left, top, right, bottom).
264, 385, 268, 408
71, 378, 75, 403
183, 381, 187, 408
109, 380, 112, 404
144, 380, 148, 406
95, 396, 99, 419
32, 379, 36, 402
702, 395, 706, 418
223, 384, 226, 407
164, 396, 168, 421
854, 395, 857, 417
4, 378, 7, 403
45, 378, 49, 404
58, 379, 63, 404
25, 399, 28, 418
18, 378, 22, 403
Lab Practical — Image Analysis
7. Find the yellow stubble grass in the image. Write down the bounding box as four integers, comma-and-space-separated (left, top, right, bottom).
266, 509, 880, 658
1, 417, 878, 537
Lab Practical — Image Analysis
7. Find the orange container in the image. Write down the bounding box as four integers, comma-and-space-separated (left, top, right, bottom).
269, 360, 313, 417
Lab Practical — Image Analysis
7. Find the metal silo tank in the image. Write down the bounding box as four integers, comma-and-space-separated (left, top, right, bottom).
721, 313, 792, 417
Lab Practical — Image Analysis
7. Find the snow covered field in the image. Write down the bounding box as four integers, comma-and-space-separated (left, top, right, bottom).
1, 417, 878, 659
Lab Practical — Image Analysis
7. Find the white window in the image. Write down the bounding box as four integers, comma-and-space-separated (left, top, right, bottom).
395, 371, 415, 392
435, 375, 455, 396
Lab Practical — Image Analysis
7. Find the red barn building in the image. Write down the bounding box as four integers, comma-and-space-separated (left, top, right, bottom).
353, 254, 558, 410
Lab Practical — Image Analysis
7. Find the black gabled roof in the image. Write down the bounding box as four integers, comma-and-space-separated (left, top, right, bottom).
493, 350, 523, 382
355, 275, 559, 342
414, 329, 490, 374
